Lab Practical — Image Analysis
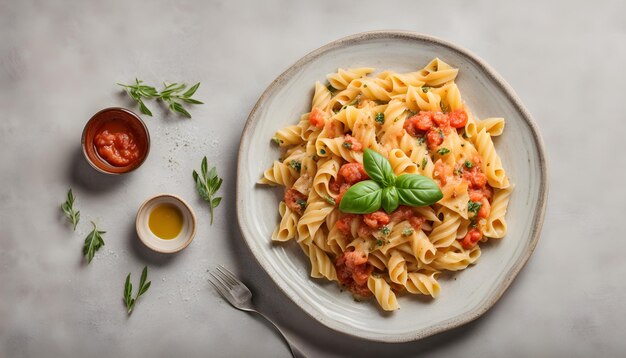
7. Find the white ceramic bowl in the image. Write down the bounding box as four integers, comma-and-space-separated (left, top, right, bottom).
135, 194, 197, 253
236, 31, 548, 342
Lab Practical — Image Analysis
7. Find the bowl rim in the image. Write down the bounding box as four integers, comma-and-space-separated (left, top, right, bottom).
236, 30, 549, 342
135, 193, 197, 254
81, 106, 151, 175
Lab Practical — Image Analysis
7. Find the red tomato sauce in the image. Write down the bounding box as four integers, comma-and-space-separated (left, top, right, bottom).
93, 119, 143, 167
335, 248, 373, 297
404, 109, 468, 149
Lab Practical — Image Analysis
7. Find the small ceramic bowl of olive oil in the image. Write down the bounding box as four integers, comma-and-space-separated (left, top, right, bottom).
135, 194, 197, 253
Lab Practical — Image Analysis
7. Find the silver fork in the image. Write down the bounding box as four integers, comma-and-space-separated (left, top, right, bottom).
209, 265, 306, 358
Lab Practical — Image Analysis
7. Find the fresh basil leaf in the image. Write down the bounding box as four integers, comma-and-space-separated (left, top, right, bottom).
363, 149, 395, 187
395, 174, 443, 206
339, 180, 382, 214
381, 186, 399, 213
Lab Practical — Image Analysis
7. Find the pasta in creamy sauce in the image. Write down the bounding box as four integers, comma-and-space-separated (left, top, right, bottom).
259, 58, 513, 311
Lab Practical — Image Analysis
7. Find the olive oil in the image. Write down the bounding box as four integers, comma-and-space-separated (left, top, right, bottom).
148, 203, 183, 240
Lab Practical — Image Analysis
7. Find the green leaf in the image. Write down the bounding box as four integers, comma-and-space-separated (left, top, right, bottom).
124, 274, 132, 306
201, 157, 208, 179
169, 102, 192, 118
339, 180, 383, 214
195, 176, 210, 201
139, 266, 147, 289
395, 174, 443, 207
381, 186, 399, 213
183, 82, 200, 97
138, 281, 151, 296
211, 197, 222, 208
211, 178, 223, 195
436, 147, 450, 156
181, 98, 204, 105
83, 222, 105, 264
208, 166, 217, 180
139, 101, 153, 116
363, 148, 395, 187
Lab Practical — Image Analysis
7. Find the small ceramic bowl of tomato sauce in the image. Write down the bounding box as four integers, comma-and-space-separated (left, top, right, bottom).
82, 107, 150, 174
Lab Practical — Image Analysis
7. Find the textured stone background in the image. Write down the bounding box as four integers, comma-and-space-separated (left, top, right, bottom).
1, 0, 625, 357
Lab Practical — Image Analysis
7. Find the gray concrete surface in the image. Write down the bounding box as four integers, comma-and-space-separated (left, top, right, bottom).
1, 0, 625, 357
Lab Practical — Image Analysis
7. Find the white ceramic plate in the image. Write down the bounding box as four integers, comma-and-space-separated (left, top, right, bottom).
236, 31, 548, 342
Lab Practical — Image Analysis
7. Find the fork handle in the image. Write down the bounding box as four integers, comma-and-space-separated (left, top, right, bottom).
253, 311, 307, 358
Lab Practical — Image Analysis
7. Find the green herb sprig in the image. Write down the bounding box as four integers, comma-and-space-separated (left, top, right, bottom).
117, 79, 203, 118
61, 189, 80, 231
83, 222, 105, 264
124, 266, 151, 315
192, 156, 223, 225
339, 149, 443, 214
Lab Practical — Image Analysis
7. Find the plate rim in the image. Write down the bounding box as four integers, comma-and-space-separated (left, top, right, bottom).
236, 30, 549, 343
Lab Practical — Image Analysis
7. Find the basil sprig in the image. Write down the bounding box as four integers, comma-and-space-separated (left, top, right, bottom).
339, 149, 443, 214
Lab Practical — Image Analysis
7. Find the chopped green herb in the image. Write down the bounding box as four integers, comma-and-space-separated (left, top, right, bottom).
326, 83, 337, 93
454, 167, 463, 176
289, 160, 301, 172
375, 112, 385, 124
271, 137, 282, 145
380, 226, 391, 236
402, 228, 414, 237
437, 148, 450, 156
421, 157, 428, 169
470, 217, 478, 228
319, 149, 326, 155
438, 129, 445, 139
422, 86, 431, 93
376, 239, 384, 246
342, 141, 353, 150
363, 84, 368, 88
296, 199, 307, 211
393, 117, 400, 123
323, 195, 336, 206
417, 136, 426, 145
464, 160, 473, 169
468, 201, 482, 216
440, 101, 449, 113
312, 154, 319, 161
